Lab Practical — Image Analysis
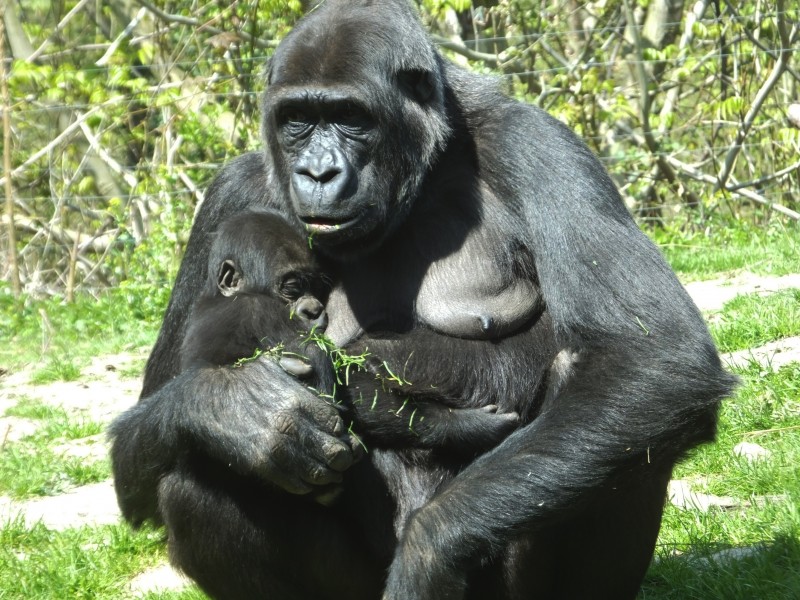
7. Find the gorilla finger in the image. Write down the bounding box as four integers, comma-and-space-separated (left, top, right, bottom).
279, 355, 314, 379
260, 456, 315, 495
299, 426, 355, 472
301, 398, 346, 436
299, 462, 345, 486
344, 432, 367, 463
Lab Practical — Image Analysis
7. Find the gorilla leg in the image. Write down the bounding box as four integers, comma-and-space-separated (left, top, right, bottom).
159, 467, 383, 600
497, 468, 671, 600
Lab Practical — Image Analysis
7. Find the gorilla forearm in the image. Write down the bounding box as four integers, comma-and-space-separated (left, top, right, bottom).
112, 358, 356, 525
347, 318, 557, 417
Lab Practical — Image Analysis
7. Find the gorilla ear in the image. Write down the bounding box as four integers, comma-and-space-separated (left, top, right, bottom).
217, 260, 242, 297
398, 69, 437, 104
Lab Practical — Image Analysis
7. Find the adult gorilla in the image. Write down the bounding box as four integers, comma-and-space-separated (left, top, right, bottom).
111, 1, 736, 598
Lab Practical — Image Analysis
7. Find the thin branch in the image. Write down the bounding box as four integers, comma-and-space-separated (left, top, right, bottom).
2, 214, 119, 253
622, 0, 701, 208
0, 106, 103, 187
135, 0, 279, 49
1, 5, 21, 296
78, 121, 138, 188
666, 156, 800, 220
727, 157, 800, 191
715, 0, 796, 189
27, 0, 93, 63
96, 6, 148, 66
658, 0, 710, 136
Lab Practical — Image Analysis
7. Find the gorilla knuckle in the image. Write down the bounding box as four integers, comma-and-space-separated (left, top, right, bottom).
273, 411, 299, 437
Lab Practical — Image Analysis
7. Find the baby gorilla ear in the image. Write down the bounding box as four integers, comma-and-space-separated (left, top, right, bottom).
217, 260, 242, 297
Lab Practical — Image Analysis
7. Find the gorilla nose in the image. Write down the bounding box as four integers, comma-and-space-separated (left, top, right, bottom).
295, 148, 345, 184
298, 162, 342, 184
292, 149, 355, 209
294, 296, 328, 331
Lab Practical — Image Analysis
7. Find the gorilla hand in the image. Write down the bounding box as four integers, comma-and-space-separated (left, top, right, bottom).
180, 356, 358, 494
111, 355, 360, 524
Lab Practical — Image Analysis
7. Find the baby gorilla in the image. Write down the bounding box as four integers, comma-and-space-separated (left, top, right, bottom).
180, 209, 519, 455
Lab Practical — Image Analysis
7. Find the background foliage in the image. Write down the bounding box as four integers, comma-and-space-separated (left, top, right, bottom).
1, 0, 798, 303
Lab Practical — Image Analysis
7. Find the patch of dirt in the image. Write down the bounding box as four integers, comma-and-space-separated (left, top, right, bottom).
684, 272, 800, 312
129, 564, 191, 597
0, 352, 144, 425
0, 480, 120, 530
0, 352, 188, 595
0, 352, 144, 531
722, 336, 800, 372
0, 416, 39, 443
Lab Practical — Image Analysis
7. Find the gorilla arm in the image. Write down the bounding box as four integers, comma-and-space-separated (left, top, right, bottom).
110, 356, 357, 526
112, 154, 360, 525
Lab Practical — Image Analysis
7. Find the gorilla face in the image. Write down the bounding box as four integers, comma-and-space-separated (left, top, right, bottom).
209, 211, 324, 296
261, 0, 452, 257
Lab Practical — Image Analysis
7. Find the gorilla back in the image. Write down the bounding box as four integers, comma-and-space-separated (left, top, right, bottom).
112, 1, 737, 599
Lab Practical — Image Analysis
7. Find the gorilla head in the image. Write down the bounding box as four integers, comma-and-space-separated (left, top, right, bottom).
205, 209, 325, 302
180, 210, 330, 372
261, 0, 452, 256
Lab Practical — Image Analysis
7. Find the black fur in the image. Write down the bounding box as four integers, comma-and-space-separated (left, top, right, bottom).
110, 1, 737, 598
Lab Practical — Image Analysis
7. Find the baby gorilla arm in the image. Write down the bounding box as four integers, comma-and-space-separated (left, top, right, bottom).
341, 330, 523, 454
276, 330, 520, 455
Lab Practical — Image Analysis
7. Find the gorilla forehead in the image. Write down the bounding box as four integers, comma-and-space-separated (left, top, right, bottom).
269, 0, 439, 87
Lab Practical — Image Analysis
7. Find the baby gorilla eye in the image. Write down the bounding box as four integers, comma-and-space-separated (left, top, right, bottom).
279, 275, 306, 301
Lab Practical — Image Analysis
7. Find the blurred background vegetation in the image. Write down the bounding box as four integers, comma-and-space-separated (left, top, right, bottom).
1, 0, 798, 311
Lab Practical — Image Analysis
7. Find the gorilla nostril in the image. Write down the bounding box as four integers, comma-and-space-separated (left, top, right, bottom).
297, 163, 342, 185
315, 168, 340, 184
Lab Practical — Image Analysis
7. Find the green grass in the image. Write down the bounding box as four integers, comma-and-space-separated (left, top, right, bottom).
30, 356, 83, 384
0, 287, 160, 373
0, 520, 207, 599
1, 400, 109, 498
710, 289, 800, 353
653, 220, 800, 281
640, 361, 800, 598
0, 446, 110, 498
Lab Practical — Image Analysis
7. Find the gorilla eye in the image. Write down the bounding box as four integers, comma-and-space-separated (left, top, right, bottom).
278, 107, 315, 134
335, 104, 372, 134
279, 275, 306, 301
283, 109, 308, 123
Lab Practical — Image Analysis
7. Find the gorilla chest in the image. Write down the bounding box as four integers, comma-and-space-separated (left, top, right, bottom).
325, 229, 541, 344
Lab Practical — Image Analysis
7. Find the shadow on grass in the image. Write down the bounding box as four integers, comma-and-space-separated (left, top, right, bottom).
639, 535, 800, 599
